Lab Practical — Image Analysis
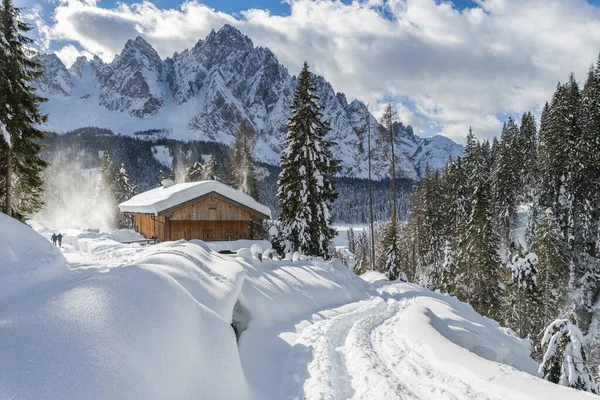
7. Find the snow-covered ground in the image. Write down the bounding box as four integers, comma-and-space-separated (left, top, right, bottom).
0, 215, 594, 399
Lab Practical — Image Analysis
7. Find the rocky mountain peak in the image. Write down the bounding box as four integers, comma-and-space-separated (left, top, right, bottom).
36, 24, 462, 179
34, 54, 73, 97
97, 35, 165, 117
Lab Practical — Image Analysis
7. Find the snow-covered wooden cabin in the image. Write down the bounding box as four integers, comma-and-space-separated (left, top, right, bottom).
118, 180, 271, 242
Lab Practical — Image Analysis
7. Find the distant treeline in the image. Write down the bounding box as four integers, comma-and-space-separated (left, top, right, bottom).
41, 127, 414, 223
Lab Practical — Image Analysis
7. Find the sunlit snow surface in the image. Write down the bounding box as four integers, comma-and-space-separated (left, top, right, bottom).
0, 218, 594, 399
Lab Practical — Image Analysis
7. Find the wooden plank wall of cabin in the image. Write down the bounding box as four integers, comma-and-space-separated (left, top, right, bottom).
134, 215, 169, 241
169, 197, 253, 221
167, 220, 251, 241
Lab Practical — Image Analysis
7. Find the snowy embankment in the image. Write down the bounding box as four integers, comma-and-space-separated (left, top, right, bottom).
0, 218, 595, 399
0, 214, 67, 301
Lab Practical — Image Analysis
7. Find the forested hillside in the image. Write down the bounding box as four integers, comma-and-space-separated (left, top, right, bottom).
359, 62, 600, 392
40, 127, 413, 225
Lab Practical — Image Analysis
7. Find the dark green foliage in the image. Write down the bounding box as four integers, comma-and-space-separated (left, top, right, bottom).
228, 120, 266, 239
185, 161, 204, 182
533, 209, 570, 336
277, 62, 340, 257
0, 0, 48, 220
383, 219, 404, 281
491, 118, 520, 246
455, 166, 502, 320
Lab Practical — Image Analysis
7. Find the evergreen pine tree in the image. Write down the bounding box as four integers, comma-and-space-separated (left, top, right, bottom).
518, 111, 538, 200
185, 161, 204, 182
114, 163, 136, 205
353, 231, 369, 275
202, 154, 220, 181
347, 227, 356, 254
492, 118, 520, 248
505, 253, 541, 338
228, 120, 259, 198
0, 0, 48, 220
533, 208, 570, 332
383, 218, 405, 281
114, 163, 136, 228
276, 62, 341, 257
539, 318, 598, 394
438, 240, 456, 294
228, 120, 266, 239
97, 150, 115, 202
455, 165, 503, 320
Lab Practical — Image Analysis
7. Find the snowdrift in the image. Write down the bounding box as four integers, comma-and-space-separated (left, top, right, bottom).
0, 236, 368, 400
0, 214, 68, 301
0, 240, 252, 400
370, 282, 597, 399
0, 226, 594, 399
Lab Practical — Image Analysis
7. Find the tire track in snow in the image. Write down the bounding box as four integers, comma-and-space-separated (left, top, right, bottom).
370, 301, 485, 400
281, 298, 388, 400
344, 298, 418, 400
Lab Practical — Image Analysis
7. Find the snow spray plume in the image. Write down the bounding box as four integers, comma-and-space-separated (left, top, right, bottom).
33, 152, 117, 231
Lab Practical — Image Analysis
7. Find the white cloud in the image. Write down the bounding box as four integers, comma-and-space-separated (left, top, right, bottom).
54, 44, 94, 67
36, 0, 600, 142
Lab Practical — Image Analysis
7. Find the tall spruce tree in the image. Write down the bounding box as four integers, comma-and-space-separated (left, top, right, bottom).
539, 318, 598, 394
185, 161, 204, 182
202, 153, 220, 181
114, 163, 136, 205
492, 118, 520, 248
96, 150, 115, 203
505, 253, 541, 338
276, 62, 340, 257
455, 163, 503, 320
228, 120, 259, 198
228, 120, 266, 239
518, 111, 538, 200
383, 218, 405, 281
0, 0, 48, 220
533, 208, 570, 333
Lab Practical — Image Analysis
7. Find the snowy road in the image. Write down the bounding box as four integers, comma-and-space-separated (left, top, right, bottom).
5, 224, 593, 400
278, 292, 482, 400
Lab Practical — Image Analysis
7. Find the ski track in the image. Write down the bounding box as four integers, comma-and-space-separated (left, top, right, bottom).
370, 300, 484, 400
282, 288, 500, 400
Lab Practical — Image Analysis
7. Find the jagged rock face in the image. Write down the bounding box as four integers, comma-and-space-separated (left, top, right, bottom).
99, 37, 165, 117
35, 24, 462, 179
34, 54, 73, 98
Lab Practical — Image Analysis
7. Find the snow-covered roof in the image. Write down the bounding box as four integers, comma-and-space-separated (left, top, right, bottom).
118, 180, 271, 218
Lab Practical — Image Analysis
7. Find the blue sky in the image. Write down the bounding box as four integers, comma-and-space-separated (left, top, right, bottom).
19, 0, 600, 142
86, 0, 600, 14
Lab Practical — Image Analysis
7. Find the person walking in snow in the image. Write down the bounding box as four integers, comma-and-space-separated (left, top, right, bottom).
51, 233, 57, 246
57, 233, 63, 247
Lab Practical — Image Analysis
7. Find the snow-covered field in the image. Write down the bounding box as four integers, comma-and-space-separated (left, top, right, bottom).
0, 214, 594, 399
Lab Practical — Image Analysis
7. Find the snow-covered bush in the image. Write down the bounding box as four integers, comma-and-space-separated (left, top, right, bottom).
539, 318, 598, 394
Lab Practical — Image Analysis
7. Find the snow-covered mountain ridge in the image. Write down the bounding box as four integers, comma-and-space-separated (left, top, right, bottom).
35, 24, 463, 179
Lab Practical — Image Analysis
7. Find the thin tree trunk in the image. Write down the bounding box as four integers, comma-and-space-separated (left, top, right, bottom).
367, 114, 375, 270
5, 147, 12, 217
390, 119, 397, 221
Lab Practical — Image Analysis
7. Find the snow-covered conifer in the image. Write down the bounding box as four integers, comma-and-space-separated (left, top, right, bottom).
455, 165, 502, 320
276, 62, 340, 257
0, 0, 48, 220
202, 154, 220, 181
185, 161, 204, 182
438, 240, 456, 294
347, 227, 356, 254
539, 318, 598, 394
114, 163, 136, 205
505, 253, 541, 338
533, 209, 570, 331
